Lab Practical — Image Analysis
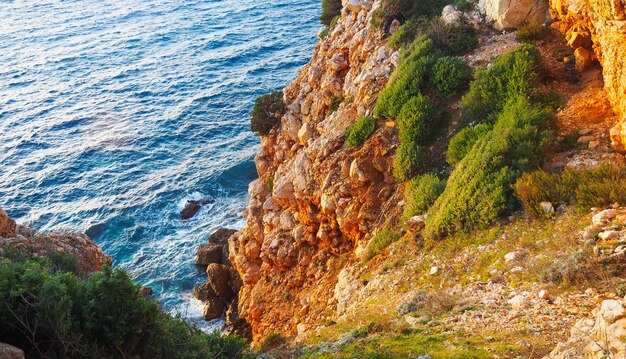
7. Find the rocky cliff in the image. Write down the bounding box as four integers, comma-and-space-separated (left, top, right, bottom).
228, 0, 402, 342
548, 0, 626, 151
0, 206, 111, 273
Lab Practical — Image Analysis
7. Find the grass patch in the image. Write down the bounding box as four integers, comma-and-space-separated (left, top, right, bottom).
516, 23, 550, 43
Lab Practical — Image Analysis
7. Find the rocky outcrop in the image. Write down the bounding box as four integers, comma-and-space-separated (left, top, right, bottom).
0, 343, 25, 359
0, 207, 16, 238
229, 0, 403, 343
0, 207, 111, 273
547, 298, 626, 358
548, 0, 626, 151
480, 0, 550, 30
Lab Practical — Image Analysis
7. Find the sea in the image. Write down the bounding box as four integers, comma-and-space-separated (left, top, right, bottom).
0, 0, 320, 330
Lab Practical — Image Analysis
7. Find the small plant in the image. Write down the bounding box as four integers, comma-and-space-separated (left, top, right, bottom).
345, 116, 377, 148
516, 22, 550, 43
387, 19, 421, 49
427, 18, 478, 56
250, 90, 285, 136
446, 123, 493, 165
319, 15, 340, 40
431, 56, 472, 98
330, 95, 344, 113
372, 0, 447, 29
514, 170, 577, 218
397, 94, 435, 144
452, 0, 473, 11
394, 141, 423, 181
321, 0, 342, 26
402, 173, 445, 222
363, 229, 400, 261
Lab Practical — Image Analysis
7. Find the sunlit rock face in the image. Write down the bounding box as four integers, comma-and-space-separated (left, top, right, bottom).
549, 0, 626, 151
228, 0, 404, 343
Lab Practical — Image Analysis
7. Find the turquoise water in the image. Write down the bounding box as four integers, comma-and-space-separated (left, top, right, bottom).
0, 0, 320, 329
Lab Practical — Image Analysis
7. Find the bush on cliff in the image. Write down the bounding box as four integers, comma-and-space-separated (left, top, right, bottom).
251, 90, 285, 136
425, 96, 553, 239
431, 56, 472, 98
446, 123, 493, 165
515, 164, 626, 217
363, 229, 400, 261
345, 116, 377, 148
402, 173, 445, 222
426, 18, 478, 56
321, 0, 342, 26
372, 0, 447, 30
0, 253, 254, 359
461, 44, 541, 123
374, 37, 437, 120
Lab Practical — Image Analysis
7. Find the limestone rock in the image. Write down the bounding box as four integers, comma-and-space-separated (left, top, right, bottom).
598, 230, 619, 241
206, 263, 234, 300
0, 343, 25, 359
592, 209, 617, 225
442, 5, 463, 25
574, 46, 594, 72
540, 201, 555, 216
203, 297, 225, 320
482, 0, 549, 30
0, 207, 16, 238
601, 299, 626, 323
389, 19, 401, 33
196, 243, 223, 266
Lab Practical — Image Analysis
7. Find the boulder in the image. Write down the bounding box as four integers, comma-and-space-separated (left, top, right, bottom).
601, 299, 626, 324
592, 209, 617, 225
203, 297, 225, 320
574, 46, 594, 72
206, 263, 234, 300
508, 294, 527, 309
208, 228, 237, 245
540, 202, 555, 216
598, 230, 620, 241
389, 19, 401, 33
0, 343, 25, 359
0, 207, 16, 238
480, 0, 549, 30
194, 282, 216, 302
139, 286, 154, 298
181, 201, 201, 219
441, 5, 463, 25
195, 243, 223, 266
504, 251, 520, 263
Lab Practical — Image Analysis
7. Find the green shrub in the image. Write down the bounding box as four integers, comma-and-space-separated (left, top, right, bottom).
427, 18, 478, 56
372, 0, 446, 29
387, 19, 422, 49
515, 164, 626, 216
251, 90, 285, 136
374, 37, 437, 120
431, 56, 472, 98
461, 44, 541, 123
516, 23, 550, 43
320, 15, 340, 40
363, 229, 400, 261
321, 0, 342, 26
345, 116, 377, 148
330, 95, 344, 113
0, 255, 253, 359
446, 123, 493, 165
402, 173, 445, 222
397, 94, 435, 143
425, 96, 553, 239
393, 141, 423, 180
452, 0, 473, 11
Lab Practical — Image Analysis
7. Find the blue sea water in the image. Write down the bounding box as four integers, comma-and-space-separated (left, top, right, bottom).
0, 0, 320, 329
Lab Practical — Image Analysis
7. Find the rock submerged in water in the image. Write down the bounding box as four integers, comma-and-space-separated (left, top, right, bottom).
180, 199, 214, 220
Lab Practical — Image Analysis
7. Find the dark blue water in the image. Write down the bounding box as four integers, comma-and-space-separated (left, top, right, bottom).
0, 0, 320, 329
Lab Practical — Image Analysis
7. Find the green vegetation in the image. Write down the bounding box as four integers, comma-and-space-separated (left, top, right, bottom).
515, 22, 550, 43
321, 0, 342, 26
372, 0, 447, 29
319, 15, 339, 40
330, 95, 344, 113
515, 164, 626, 217
461, 44, 541, 123
431, 56, 472, 98
0, 252, 253, 359
345, 116, 377, 148
425, 96, 553, 239
387, 19, 422, 49
426, 18, 478, 56
446, 123, 492, 165
250, 90, 285, 136
393, 94, 436, 179
364, 229, 400, 261
374, 37, 436, 120
402, 173, 445, 222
